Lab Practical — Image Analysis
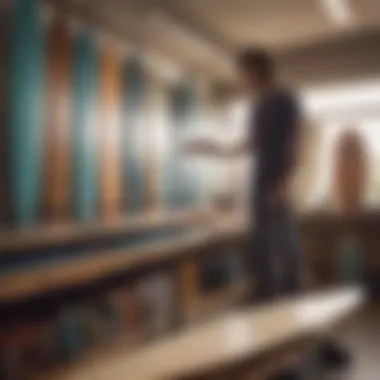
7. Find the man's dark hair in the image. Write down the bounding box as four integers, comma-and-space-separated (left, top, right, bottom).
238, 48, 275, 78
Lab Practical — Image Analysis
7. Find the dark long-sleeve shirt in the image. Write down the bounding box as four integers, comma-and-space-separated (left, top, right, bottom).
251, 87, 300, 193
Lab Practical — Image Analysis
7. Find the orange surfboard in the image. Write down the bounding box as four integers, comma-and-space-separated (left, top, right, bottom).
98, 45, 123, 219
333, 129, 367, 213
43, 18, 73, 221
144, 76, 161, 213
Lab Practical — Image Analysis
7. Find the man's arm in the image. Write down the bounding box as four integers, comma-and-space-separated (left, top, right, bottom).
184, 138, 251, 159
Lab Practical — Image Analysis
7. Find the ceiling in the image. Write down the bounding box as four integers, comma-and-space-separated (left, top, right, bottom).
46, 0, 380, 85
161, 0, 380, 49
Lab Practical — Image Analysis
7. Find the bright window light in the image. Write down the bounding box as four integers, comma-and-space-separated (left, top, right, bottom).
303, 79, 380, 118
302, 79, 380, 209
320, 0, 354, 26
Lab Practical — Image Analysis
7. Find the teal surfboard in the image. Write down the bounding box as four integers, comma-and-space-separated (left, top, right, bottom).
0, 4, 13, 226
162, 85, 181, 210
165, 82, 199, 209
180, 83, 200, 206
73, 33, 99, 221
123, 57, 145, 213
10, 0, 45, 226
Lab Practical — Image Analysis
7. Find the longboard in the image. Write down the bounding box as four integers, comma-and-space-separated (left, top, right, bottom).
144, 77, 161, 212
334, 130, 367, 212
181, 84, 200, 207
72, 32, 99, 221
123, 58, 146, 213
162, 84, 178, 210
10, 0, 45, 226
167, 83, 199, 209
43, 18, 73, 221
98, 46, 122, 219
0, 2, 13, 227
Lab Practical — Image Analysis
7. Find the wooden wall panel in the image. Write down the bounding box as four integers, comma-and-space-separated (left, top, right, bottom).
99, 47, 123, 219
73, 33, 99, 221
10, 0, 45, 226
43, 19, 73, 221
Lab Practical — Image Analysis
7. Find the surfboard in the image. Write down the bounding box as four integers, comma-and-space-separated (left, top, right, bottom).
162, 85, 180, 210
0, 2, 13, 227
167, 82, 199, 209
122, 58, 146, 214
180, 84, 200, 207
72, 32, 99, 221
333, 129, 367, 212
98, 46, 122, 220
157, 86, 172, 210
43, 18, 73, 221
10, 0, 45, 226
144, 77, 162, 212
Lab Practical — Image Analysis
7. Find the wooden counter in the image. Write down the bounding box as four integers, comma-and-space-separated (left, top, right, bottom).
42, 287, 364, 380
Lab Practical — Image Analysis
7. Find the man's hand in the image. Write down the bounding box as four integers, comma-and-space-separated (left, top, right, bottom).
182, 139, 220, 156
183, 138, 250, 159
268, 179, 291, 207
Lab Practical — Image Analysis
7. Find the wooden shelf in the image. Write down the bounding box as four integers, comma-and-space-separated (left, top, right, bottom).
0, 218, 248, 303
0, 209, 213, 254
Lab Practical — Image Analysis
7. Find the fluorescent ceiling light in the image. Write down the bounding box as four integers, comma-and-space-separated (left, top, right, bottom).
320, 0, 353, 25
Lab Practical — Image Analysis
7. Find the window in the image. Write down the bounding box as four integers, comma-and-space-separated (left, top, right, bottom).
303, 79, 380, 210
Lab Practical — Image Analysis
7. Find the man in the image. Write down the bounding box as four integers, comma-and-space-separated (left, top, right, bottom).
188, 48, 303, 301
239, 48, 302, 301
186, 48, 348, 379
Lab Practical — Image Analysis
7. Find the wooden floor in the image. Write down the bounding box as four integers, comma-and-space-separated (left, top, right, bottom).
325, 304, 380, 380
